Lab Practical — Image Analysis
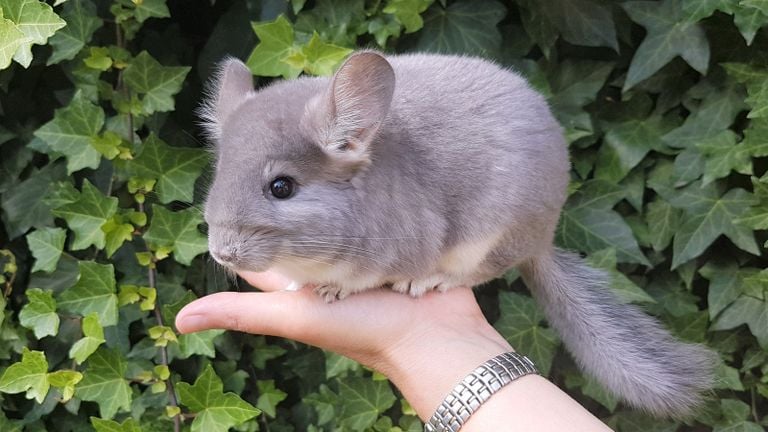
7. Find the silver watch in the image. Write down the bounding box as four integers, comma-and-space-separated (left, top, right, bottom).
424, 351, 539, 432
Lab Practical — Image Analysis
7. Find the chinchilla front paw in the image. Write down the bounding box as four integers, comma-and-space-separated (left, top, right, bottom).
314, 284, 348, 303
391, 274, 460, 297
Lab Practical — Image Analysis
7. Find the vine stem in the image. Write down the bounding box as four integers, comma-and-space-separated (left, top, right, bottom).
138, 201, 182, 432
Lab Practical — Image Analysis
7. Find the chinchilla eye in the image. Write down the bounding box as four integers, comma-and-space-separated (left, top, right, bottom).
270, 176, 295, 199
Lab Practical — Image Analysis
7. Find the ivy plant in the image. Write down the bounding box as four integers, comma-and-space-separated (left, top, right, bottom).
0, 0, 767, 431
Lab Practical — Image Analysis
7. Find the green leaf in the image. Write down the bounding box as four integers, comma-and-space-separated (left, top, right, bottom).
47, 369, 82, 402
76, 348, 132, 419
645, 199, 682, 252
1, 163, 67, 239
622, 0, 710, 91
723, 63, 768, 119
144, 206, 208, 266
516, 0, 618, 51
69, 312, 105, 364
713, 295, 768, 349
283, 32, 352, 76
662, 87, 745, 149
26, 227, 66, 273
123, 51, 190, 114
47, 0, 102, 65
130, 134, 208, 204
714, 399, 764, 432
337, 377, 397, 430
668, 182, 758, 268
416, 0, 507, 55
0, 348, 49, 403
557, 180, 649, 265
700, 261, 748, 319
19, 288, 59, 339
91, 417, 141, 432
57, 261, 118, 326
0, 11, 26, 70
586, 248, 656, 304
247, 15, 301, 79
178, 329, 224, 358
733, 3, 768, 45
52, 179, 117, 250
256, 379, 288, 418
34, 92, 105, 174
699, 130, 766, 185
251, 336, 287, 369
177, 364, 260, 432
494, 291, 559, 375
132, 0, 169, 23
383, 0, 433, 33
3, 0, 66, 67
595, 116, 662, 182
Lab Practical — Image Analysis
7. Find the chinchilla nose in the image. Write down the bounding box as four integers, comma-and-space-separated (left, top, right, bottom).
210, 246, 238, 265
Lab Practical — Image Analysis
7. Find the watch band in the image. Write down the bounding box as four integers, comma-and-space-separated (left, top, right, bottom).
424, 351, 539, 432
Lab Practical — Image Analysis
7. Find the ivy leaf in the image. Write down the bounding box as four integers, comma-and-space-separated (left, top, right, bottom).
0, 11, 27, 70
645, 198, 682, 252
34, 92, 105, 174
76, 348, 132, 419
700, 261, 751, 319
662, 87, 745, 149
714, 399, 765, 432
713, 295, 768, 349
177, 364, 260, 432
57, 261, 118, 326
19, 288, 59, 339
69, 313, 105, 364
247, 15, 301, 79
144, 206, 208, 266
123, 51, 190, 114
47, 0, 102, 65
516, 0, 618, 51
251, 336, 287, 369
337, 377, 397, 430
733, 3, 768, 45
179, 330, 224, 358
699, 129, 768, 185
130, 134, 208, 204
494, 291, 559, 375
3, 0, 66, 68
283, 32, 352, 76
557, 180, 649, 265
383, 0, 433, 33
1, 162, 67, 239
723, 63, 768, 119
595, 116, 663, 182
256, 380, 288, 418
304, 384, 337, 426
26, 227, 66, 273
52, 180, 117, 250
47, 370, 82, 402
586, 248, 656, 304
91, 417, 141, 432
132, 0, 170, 23
416, 0, 506, 55
667, 182, 758, 268
622, 0, 710, 91
0, 348, 49, 403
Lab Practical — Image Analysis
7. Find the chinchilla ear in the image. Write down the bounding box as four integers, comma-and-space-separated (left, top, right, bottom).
200, 57, 254, 139
304, 51, 395, 164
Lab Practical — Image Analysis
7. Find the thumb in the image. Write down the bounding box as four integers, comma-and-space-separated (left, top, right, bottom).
175, 290, 318, 340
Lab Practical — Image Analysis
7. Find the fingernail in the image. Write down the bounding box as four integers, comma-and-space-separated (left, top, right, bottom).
176, 314, 208, 333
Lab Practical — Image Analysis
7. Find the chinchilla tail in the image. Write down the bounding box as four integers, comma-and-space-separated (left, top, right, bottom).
518, 247, 716, 418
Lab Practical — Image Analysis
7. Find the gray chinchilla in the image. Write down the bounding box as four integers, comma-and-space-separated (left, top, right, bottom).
201, 51, 715, 418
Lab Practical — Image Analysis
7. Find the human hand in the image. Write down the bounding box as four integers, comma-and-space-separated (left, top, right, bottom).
175, 271, 512, 418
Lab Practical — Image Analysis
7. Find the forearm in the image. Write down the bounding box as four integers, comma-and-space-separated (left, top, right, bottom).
379, 322, 612, 431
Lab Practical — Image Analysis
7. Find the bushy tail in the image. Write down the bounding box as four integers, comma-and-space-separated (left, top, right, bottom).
519, 248, 716, 418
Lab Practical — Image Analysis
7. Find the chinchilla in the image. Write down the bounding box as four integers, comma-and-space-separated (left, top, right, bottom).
201, 51, 715, 417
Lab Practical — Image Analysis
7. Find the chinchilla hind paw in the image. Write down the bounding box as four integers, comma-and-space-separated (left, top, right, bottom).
520, 248, 717, 418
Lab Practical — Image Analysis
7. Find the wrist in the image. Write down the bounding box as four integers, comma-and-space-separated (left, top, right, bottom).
376, 320, 513, 420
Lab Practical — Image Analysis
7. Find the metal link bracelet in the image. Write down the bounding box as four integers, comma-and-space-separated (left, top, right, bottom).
424, 352, 539, 432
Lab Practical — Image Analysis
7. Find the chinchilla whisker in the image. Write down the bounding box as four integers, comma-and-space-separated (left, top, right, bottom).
271, 253, 335, 268
305, 235, 426, 240
287, 240, 416, 272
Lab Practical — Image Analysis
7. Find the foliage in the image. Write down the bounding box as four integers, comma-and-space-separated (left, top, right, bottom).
0, 0, 767, 431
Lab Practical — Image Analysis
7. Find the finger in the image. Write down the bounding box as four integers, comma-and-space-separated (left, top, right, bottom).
237, 270, 297, 292
175, 290, 322, 342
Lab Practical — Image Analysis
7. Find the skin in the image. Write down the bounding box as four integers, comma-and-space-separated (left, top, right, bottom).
176, 272, 612, 431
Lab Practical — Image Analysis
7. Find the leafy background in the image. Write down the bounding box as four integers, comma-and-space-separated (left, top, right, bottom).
0, 0, 766, 431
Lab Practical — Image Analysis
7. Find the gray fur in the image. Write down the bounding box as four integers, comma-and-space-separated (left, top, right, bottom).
202, 51, 714, 417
